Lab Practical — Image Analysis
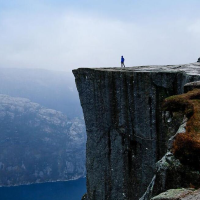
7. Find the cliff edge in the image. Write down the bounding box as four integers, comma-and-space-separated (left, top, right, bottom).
73, 62, 200, 200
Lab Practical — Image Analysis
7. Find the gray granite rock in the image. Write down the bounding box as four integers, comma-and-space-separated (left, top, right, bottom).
184, 81, 200, 92
73, 63, 200, 200
151, 188, 200, 200
140, 81, 200, 200
151, 188, 194, 200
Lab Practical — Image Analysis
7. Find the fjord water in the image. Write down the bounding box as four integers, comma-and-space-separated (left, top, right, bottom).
0, 178, 86, 200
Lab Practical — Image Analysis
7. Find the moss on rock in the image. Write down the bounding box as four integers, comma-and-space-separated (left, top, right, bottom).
162, 89, 200, 170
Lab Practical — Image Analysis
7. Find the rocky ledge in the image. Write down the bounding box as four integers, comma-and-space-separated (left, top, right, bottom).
73, 62, 200, 200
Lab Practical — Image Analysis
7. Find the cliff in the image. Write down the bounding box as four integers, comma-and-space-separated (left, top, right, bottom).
73, 62, 200, 200
140, 86, 200, 200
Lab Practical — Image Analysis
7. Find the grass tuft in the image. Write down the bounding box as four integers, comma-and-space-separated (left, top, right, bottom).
162, 89, 200, 170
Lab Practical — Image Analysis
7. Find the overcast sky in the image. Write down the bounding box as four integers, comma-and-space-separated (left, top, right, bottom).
0, 0, 200, 71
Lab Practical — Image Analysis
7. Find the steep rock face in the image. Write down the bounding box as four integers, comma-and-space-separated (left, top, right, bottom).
73, 63, 200, 200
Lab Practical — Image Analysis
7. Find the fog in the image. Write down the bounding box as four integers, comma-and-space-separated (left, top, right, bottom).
0, 67, 82, 118
0, 0, 200, 71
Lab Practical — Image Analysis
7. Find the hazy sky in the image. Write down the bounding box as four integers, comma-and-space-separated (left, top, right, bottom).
0, 0, 200, 71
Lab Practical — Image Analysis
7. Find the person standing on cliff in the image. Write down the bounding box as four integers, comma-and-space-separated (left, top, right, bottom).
121, 56, 125, 67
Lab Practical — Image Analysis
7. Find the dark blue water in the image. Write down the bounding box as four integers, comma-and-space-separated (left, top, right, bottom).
0, 178, 86, 200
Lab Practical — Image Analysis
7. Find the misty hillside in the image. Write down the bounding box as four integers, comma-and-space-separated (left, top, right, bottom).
0, 94, 86, 186
0, 68, 82, 118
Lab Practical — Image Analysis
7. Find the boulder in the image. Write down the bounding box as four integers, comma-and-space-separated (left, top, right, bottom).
184, 81, 200, 92
151, 188, 200, 200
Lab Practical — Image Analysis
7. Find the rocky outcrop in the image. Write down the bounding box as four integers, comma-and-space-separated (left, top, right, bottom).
0, 95, 86, 186
184, 81, 200, 92
140, 87, 200, 200
151, 188, 200, 200
73, 62, 200, 200
140, 150, 200, 200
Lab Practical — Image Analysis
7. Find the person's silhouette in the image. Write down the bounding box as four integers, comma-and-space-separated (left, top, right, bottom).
121, 56, 125, 67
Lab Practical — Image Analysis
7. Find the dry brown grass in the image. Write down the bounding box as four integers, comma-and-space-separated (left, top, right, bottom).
162, 89, 200, 170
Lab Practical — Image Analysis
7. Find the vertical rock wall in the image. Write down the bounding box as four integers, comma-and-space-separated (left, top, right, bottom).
73, 66, 200, 200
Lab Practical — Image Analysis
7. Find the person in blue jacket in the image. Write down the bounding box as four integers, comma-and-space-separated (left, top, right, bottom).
121, 56, 125, 67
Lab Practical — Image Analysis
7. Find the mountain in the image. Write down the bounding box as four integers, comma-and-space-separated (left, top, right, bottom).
0, 68, 82, 118
0, 94, 86, 186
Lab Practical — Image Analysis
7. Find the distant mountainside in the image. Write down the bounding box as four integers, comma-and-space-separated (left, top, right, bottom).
0, 94, 86, 186
0, 68, 82, 118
